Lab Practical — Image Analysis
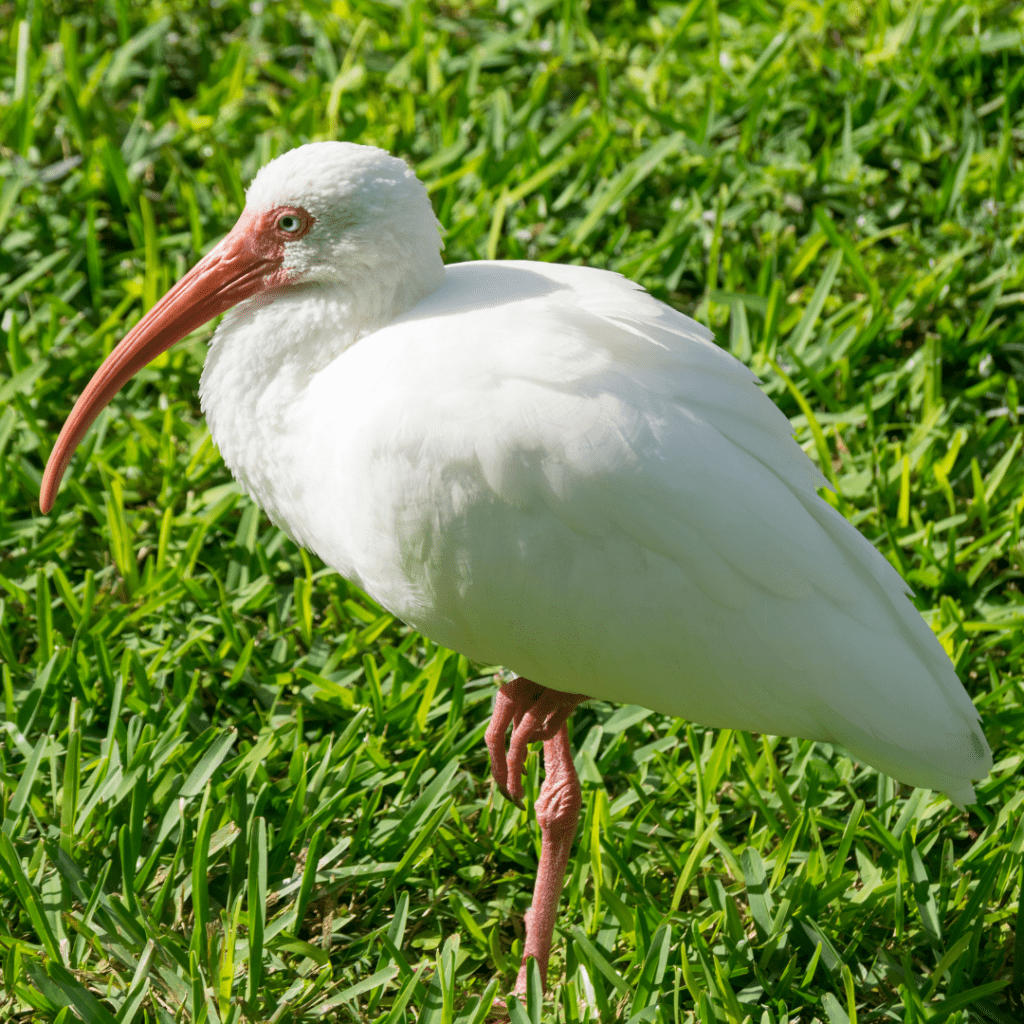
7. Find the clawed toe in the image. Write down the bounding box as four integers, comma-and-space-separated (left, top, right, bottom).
487, 678, 546, 807
486, 679, 587, 810
496, 782, 523, 809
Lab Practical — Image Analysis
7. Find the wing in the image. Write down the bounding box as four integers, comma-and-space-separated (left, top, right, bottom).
297, 261, 992, 805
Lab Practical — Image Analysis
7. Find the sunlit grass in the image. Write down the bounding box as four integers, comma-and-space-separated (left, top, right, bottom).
1, 1, 1024, 1022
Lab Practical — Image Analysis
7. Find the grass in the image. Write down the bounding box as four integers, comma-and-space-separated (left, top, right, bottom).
0, 0, 1023, 1021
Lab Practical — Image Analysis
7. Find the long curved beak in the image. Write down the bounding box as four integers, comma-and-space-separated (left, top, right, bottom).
40, 209, 279, 513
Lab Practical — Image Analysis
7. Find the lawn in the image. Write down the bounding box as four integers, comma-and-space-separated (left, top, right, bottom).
1, 1, 1023, 1022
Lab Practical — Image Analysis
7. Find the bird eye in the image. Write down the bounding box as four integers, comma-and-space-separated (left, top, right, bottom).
277, 214, 302, 233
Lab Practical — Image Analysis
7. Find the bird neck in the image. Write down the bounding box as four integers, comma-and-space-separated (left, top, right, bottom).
198, 253, 444, 516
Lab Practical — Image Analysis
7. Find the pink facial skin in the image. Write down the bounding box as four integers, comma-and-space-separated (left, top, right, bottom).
40, 204, 314, 513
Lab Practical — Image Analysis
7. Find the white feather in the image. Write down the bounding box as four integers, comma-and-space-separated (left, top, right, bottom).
200, 146, 991, 807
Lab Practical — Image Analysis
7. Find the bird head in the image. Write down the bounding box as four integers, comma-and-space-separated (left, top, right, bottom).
244, 142, 444, 287
39, 142, 443, 513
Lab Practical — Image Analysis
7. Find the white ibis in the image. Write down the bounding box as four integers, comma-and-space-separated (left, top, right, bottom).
41, 141, 992, 995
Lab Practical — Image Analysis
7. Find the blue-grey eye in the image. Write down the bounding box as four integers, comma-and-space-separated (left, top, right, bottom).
278, 214, 302, 233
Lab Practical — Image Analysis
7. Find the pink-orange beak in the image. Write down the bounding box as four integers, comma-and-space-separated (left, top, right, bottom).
40, 206, 304, 514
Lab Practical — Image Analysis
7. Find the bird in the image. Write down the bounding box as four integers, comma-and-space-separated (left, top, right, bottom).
40, 141, 992, 997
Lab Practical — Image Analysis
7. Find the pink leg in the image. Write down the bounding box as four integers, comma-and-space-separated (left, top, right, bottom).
486, 678, 586, 993
515, 724, 582, 994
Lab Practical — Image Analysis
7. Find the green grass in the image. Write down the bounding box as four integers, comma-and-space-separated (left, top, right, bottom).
0, 0, 1023, 1021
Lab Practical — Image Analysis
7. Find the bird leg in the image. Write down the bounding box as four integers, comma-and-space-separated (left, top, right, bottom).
515, 723, 581, 993
486, 678, 586, 993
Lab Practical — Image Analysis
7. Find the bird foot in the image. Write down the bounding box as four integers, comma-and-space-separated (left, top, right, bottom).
485, 677, 586, 808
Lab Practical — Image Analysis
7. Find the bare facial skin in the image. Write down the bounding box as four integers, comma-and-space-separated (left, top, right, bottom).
40, 204, 313, 513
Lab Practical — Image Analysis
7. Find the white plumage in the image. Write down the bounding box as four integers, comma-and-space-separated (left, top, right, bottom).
42, 140, 991, 993
202, 245, 990, 806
